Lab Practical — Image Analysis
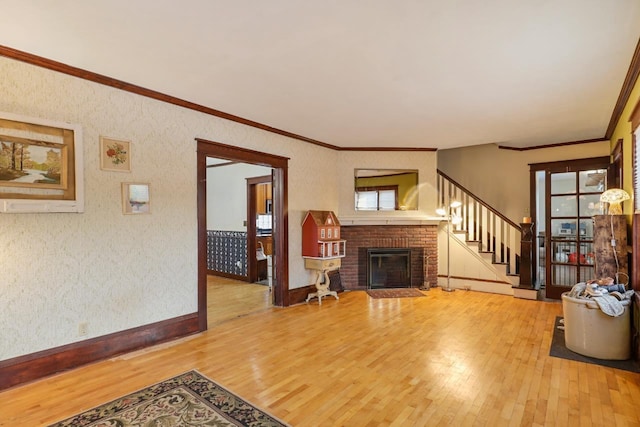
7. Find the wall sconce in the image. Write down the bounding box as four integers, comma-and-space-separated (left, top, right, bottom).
437, 200, 462, 292
599, 188, 630, 215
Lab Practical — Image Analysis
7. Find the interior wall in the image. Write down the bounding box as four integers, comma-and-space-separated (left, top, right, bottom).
437, 142, 610, 224
336, 151, 438, 218
206, 163, 271, 231
0, 55, 338, 361
609, 72, 640, 220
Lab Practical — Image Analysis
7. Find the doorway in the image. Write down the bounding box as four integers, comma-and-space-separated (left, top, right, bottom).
530, 157, 610, 299
247, 175, 273, 286
196, 138, 289, 331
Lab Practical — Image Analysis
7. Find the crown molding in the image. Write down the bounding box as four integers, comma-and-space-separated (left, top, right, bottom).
0, 44, 339, 150
1, 41, 637, 153
606, 37, 640, 138
337, 146, 437, 152
498, 138, 607, 151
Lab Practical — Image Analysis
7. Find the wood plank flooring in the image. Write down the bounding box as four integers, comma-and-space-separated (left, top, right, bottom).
1, 287, 639, 426
207, 275, 272, 326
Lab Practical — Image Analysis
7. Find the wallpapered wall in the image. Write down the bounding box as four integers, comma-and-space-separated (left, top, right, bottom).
0, 56, 341, 361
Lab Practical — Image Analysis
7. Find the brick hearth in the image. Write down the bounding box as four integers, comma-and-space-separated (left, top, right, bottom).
340, 225, 438, 290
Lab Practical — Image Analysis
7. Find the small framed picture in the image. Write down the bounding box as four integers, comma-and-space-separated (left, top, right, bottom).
122, 182, 150, 214
100, 136, 131, 172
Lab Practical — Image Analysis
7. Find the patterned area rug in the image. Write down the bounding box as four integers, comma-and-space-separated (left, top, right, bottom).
550, 316, 640, 373
48, 370, 289, 427
366, 288, 426, 299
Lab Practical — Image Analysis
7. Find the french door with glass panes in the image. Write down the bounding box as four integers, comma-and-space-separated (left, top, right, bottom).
544, 165, 608, 299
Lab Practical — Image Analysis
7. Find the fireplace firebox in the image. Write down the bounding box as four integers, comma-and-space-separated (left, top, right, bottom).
367, 248, 412, 288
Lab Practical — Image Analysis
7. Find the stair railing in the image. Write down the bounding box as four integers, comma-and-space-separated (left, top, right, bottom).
437, 169, 521, 277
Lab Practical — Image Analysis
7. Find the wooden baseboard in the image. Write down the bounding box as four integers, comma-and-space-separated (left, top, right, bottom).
513, 287, 539, 300
288, 285, 344, 305
437, 274, 511, 285
1, 280, 344, 391
288, 285, 317, 304
0, 313, 200, 391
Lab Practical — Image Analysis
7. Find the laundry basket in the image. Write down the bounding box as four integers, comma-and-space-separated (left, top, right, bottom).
561, 292, 631, 360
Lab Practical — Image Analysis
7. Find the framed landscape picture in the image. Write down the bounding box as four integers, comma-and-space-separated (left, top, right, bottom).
0, 110, 84, 213
0, 134, 67, 190
122, 182, 150, 214
100, 136, 131, 172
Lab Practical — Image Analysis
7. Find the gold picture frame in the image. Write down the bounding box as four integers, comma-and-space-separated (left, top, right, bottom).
122, 182, 150, 215
100, 136, 131, 172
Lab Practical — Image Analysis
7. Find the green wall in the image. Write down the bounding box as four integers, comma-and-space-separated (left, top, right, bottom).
355, 172, 418, 210
609, 72, 640, 220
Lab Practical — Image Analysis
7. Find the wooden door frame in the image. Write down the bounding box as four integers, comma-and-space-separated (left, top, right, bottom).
629, 104, 640, 292
247, 175, 272, 284
610, 139, 623, 189
196, 138, 289, 331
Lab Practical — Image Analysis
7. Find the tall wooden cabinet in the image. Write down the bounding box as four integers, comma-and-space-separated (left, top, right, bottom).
256, 182, 272, 214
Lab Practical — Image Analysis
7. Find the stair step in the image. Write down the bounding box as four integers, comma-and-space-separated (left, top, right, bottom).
513, 286, 538, 300
465, 241, 481, 252
507, 273, 520, 286
493, 262, 509, 276
478, 251, 493, 261
438, 277, 515, 296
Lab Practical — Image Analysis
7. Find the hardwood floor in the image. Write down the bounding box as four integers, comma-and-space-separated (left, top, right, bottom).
1, 288, 639, 426
207, 275, 273, 326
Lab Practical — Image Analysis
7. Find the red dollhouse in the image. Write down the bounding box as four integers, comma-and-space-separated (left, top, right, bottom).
301, 210, 346, 258
302, 210, 346, 305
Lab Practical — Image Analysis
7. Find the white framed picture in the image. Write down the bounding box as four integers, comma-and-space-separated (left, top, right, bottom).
122, 182, 150, 214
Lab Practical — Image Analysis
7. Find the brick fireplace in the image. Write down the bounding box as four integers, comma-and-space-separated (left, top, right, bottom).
339, 225, 438, 290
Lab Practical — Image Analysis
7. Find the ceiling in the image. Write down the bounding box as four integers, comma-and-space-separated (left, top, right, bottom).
1, 1, 639, 150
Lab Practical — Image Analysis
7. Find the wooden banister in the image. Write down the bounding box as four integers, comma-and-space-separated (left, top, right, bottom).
437, 169, 521, 231
437, 169, 522, 278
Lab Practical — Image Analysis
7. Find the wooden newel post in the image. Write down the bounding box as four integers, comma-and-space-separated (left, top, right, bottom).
519, 222, 534, 288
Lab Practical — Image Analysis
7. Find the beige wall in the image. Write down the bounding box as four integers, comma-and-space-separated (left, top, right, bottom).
337, 151, 438, 219
437, 142, 610, 223
0, 56, 341, 361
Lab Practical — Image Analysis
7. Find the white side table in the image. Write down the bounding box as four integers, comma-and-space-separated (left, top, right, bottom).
303, 257, 341, 305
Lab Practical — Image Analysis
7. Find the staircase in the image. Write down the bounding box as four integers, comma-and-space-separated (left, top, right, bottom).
437, 170, 535, 298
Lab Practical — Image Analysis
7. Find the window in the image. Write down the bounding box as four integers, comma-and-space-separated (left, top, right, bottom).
355, 186, 398, 210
